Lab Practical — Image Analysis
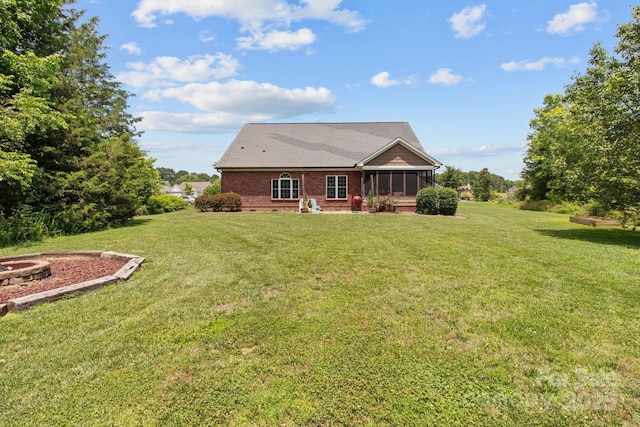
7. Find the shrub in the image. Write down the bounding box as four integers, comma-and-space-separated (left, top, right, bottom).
145, 194, 190, 214
585, 200, 609, 217
416, 188, 459, 216
549, 200, 585, 216
220, 192, 242, 211
194, 195, 221, 212
376, 196, 397, 213
416, 187, 439, 215
0, 206, 52, 247
195, 192, 242, 212
437, 188, 458, 216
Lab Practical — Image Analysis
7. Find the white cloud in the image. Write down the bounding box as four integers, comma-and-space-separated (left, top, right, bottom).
139, 78, 336, 134
294, 0, 367, 32
138, 111, 257, 134
237, 28, 316, 51
117, 54, 240, 88
199, 30, 215, 42
547, 2, 599, 36
370, 72, 400, 88
370, 71, 417, 88
428, 69, 464, 86
132, 0, 366, 51
501, 56, 580, 72
448, 4, 487, 39
120, 42, 142, 55
154, 80, 336, 117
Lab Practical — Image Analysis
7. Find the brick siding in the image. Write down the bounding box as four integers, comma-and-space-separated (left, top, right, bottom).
222, 170, 365, 212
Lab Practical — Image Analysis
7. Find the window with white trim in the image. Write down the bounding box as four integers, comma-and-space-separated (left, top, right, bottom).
272, 173, 299, 199
326, 175, 347, 199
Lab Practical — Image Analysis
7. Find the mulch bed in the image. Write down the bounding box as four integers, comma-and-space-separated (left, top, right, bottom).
0, 256, 127, 304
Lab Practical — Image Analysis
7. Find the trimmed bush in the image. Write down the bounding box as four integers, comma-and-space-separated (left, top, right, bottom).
194, 195, 221, 212
416, 187, 458, 216
416, 187, 439, 215
437, 188, 458, 216
195, 192, 242, 212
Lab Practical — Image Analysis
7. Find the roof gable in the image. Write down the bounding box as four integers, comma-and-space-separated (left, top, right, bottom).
216, 122, 439, 169
358, 138, 441, 168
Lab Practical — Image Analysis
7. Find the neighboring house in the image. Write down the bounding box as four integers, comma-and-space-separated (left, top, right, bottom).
216, 122, 441, 212
161, 181, 211, 198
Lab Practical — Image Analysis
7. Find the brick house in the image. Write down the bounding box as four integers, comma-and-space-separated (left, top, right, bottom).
215, 122, 441, 212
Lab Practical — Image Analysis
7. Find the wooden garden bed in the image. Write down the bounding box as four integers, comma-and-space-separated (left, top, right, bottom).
569, 216, 621, 228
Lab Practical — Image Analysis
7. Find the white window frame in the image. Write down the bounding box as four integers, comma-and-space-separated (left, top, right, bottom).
271, 173, 299, 200
326, 175, 348, 199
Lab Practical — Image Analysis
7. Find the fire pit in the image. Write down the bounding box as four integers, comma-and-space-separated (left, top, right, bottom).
0, 260, 51, 286
0, 251, 144, 316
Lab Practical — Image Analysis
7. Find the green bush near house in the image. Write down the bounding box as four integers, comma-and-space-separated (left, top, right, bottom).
416, 187, 439, 215
437, 188, 459, 216
416, 187, 458, 215
195, 192, 242, 212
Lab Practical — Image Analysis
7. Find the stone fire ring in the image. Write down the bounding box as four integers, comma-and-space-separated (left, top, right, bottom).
0, 251, 144, 317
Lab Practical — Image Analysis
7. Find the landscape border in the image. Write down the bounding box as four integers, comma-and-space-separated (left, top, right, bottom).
0, 251, 144, 317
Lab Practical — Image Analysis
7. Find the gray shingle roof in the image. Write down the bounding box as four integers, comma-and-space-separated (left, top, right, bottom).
216, 122, 431, 169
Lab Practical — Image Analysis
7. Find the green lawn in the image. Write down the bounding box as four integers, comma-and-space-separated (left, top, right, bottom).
1, 203, 639, 426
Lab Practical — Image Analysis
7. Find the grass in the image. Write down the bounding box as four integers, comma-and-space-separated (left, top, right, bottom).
0, 203, 639, 426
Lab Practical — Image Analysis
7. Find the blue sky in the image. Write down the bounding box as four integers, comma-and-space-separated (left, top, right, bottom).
78, 1, 631, 180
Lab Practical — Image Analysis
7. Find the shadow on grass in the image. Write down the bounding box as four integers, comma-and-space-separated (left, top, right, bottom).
120, 218, 152, 229
535, 228, 640, 249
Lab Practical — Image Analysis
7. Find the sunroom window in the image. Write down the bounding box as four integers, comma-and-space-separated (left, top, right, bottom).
364, 170, 434, 197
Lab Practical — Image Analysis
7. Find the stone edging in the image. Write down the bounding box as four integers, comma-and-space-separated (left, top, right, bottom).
0, 251, 144, 317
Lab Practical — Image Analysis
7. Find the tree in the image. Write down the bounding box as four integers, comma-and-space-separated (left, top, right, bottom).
520, 6, 640, 224
563, 7, 640, 222
203, 179, 221, 195
183, 183, 193, 196
0, 2, 160, 238
439, 165, 464, 189
0, 151, 38, 217
157, 167, 177, 184
473, 168, 492, 201
175, 172, 211, 183
521, 94, 581, 201
175, 170, 189, 180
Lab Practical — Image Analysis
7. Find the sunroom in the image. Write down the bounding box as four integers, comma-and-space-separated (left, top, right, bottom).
358, 138, 440, 200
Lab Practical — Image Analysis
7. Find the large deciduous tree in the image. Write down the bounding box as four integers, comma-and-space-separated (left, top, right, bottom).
521, 94, 583, 201
522, 6, 640, 223
564, 7, 640, 221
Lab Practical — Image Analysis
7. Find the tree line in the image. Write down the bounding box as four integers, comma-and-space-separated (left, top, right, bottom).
156, 167, 219, 186
1, 1, 159, 244
435, 166, 516, 201
521, 6, 640, 225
